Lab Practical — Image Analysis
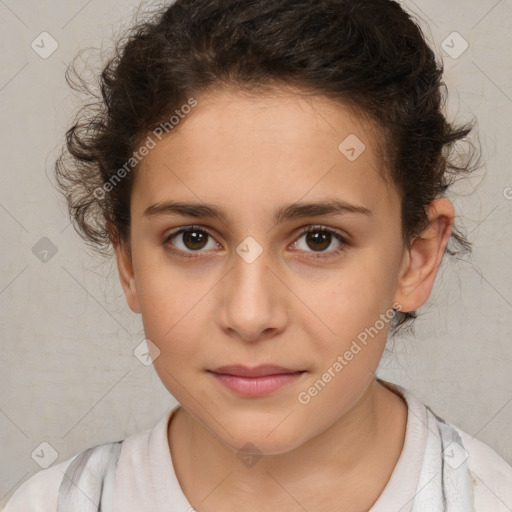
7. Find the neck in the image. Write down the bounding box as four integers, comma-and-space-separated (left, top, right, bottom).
168, 378, 407, 511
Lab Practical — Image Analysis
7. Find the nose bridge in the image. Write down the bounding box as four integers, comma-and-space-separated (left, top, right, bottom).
218, 236, 287, 341
230, 238, 274, 310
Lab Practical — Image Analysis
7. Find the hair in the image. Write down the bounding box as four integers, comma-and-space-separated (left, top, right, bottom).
55, 0, 480, 337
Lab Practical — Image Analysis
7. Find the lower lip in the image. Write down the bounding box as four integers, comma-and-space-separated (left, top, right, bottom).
209, 371, 305, 396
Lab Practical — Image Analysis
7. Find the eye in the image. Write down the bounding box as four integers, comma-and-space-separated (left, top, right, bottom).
164, 225, 219, 257
292, 225, 349, 257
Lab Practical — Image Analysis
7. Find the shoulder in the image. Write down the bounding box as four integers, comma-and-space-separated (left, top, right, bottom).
453, 425, 512, 511
1, 456, 76, 512
381, 381, 512, 510
1, 440, 124, 512
1, 409, 176, 512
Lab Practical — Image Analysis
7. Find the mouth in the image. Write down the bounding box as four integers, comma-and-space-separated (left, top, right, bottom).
208, 364, 306, 377
207, 365, 307, 396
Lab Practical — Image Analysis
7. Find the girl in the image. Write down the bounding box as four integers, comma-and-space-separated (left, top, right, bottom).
4, 0, 512, 510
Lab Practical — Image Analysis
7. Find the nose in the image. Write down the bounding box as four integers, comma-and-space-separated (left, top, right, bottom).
217, 245, 288, 343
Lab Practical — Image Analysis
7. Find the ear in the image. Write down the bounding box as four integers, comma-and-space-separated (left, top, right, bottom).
393, 198, 455, 312
108, 223, 141, 314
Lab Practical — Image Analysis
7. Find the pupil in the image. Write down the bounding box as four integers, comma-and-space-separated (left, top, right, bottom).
307, 231, 330, 251
184, 230, 207, 250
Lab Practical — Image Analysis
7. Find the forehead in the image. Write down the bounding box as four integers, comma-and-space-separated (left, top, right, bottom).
132, 87, 399, 224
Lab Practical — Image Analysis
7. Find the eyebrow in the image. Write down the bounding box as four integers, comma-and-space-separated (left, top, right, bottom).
143, 198, 373, 224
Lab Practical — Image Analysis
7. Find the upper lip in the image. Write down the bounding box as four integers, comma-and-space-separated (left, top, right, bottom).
209, 365, 305, 377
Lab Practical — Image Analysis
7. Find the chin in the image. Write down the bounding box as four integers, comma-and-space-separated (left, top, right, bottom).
217, 421, 307, 457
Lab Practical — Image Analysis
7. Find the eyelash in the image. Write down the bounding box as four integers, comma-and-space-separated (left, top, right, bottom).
163, 224, 350, 260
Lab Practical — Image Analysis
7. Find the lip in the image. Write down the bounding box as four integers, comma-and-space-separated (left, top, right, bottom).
208, 365, 306, 397
210, 364, 304, 377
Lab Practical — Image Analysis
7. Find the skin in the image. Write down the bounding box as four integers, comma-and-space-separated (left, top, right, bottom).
112, 86, 455, 512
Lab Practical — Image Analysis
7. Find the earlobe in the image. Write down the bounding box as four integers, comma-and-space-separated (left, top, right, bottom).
393, 198, 455, 313
112, 237, 141, 315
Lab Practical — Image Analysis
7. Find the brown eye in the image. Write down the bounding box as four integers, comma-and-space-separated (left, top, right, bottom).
293, 226, 349, 257
181, 229, 209, 250
304, 230, 332, 251
165, 226, 218, 254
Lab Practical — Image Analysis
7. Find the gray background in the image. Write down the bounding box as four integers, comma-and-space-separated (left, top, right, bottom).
1, 0, 511, 505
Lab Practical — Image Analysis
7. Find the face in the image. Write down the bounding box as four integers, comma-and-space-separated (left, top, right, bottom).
116, 87, 420, 455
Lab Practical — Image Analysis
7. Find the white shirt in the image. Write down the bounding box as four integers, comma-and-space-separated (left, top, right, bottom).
3, 381, 512, 511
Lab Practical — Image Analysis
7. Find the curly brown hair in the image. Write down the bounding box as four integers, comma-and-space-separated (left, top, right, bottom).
55, 0, 479, 336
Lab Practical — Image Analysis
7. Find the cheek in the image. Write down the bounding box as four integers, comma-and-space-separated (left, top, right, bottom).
296, 257, 398, 386
138, 274, 208, 399
134, 262, 204, 356
301, 260, 394, 335
295, 272, 392, 414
